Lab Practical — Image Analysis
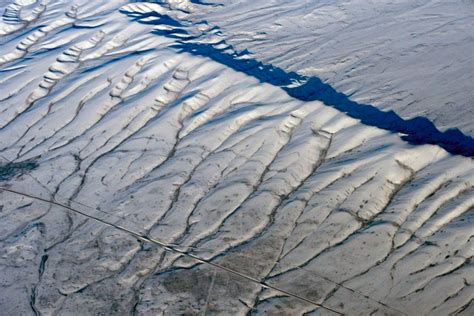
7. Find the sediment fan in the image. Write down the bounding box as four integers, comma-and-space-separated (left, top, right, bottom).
0, 0, 472, 315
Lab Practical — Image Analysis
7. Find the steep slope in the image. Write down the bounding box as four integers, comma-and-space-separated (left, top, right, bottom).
190, 0, 474, 136
0, 1, 473, 315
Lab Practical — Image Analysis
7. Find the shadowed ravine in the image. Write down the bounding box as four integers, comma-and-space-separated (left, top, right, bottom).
177, 42, 474, 157
0, 1, 473, 315
125, 8, 474, 157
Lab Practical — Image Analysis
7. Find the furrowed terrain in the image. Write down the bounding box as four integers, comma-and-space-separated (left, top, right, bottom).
0, 1, 473, 315
191, 0, 474, 137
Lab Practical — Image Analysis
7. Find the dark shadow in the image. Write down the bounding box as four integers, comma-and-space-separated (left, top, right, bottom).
121, 7, 474, 157
0, 160, 38, 182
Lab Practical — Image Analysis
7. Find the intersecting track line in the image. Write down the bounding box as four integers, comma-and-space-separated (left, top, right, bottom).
0, 154, 131, 227
0, 154, 207, 252
291, 265, 407, 315
0, 157, 406, 315
0, 186, 344, 315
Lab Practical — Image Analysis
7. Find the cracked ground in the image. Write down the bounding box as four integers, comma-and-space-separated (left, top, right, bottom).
0, 0, 473, 315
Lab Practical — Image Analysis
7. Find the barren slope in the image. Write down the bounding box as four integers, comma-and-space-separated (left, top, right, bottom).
191, 0, 474, 136
0, 1, 473, 315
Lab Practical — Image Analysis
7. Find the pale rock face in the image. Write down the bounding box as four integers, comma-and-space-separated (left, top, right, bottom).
0, 1, 472, 315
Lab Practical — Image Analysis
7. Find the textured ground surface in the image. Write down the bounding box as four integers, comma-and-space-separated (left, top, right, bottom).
0, 0, 473, 315
193, 0, 474, 136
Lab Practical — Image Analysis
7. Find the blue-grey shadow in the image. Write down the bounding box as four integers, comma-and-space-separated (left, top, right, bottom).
121, 7, 474, 157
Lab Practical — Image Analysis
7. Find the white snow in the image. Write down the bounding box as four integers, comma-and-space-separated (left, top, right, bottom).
0, 0, 472, 315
